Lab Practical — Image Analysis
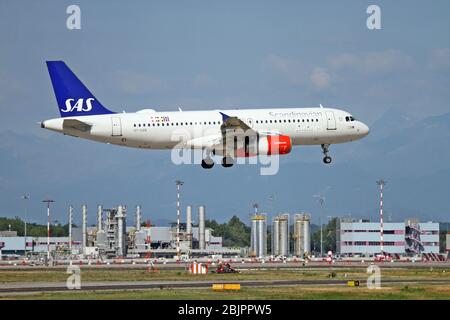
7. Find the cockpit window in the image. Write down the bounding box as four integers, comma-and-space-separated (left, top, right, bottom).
350, 116, 355, 121
346, 116, 356, 122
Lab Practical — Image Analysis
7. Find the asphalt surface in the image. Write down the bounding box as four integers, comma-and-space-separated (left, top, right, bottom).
0, 261, 449, 270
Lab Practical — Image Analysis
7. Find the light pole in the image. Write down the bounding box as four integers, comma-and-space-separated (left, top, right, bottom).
21, 195, 29, 257
175, 180, 184, 260
42, 199, 54, 261
313, 194, 325, 257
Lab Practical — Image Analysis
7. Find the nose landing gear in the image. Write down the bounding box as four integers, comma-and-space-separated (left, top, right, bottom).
321, 144, 332, 164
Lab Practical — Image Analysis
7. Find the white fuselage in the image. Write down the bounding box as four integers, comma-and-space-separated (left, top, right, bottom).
41, 107, 369, 150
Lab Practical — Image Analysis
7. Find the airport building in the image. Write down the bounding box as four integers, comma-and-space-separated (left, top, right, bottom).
336, 218, 440, 256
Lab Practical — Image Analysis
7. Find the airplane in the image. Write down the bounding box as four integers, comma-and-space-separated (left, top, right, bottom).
41, 61, 370, 169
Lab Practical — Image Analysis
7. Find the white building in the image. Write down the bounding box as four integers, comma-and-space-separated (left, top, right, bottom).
337, 219, 439, 256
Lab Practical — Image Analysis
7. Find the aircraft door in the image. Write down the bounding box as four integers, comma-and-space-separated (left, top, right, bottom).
111, 117, 122, 136
326, 111, 336, 130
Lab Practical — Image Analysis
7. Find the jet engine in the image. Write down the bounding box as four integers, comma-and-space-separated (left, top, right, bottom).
231, 134, 292, 157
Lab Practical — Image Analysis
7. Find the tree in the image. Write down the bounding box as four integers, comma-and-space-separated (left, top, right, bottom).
0, 217, 69, 237
311, 218, 338, 255
205, 216, 251, 248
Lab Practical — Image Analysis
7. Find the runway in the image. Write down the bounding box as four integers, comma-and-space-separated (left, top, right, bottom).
1, 278, 449, 295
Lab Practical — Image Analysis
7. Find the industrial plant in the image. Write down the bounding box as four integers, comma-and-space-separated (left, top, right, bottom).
0, 181, 448, 264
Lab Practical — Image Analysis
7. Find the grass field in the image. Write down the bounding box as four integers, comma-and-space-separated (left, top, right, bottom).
0, 267, 449, 283
2, 284, 450, 300
0, 266, 449, 300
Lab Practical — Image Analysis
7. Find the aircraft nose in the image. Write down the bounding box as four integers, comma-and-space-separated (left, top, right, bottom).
359, 122, 370, 137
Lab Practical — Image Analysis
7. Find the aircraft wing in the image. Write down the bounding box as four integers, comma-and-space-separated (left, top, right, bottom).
63, 119, 92, 132
219, 112, 256, 134
184, 134, 222, 149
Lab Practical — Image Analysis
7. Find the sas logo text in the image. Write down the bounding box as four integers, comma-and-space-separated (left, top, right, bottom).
62, 98, 94, 113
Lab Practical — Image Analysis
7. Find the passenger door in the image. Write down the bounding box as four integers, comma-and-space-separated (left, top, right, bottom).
326, 111, 336, 130
111, 117, 122, 136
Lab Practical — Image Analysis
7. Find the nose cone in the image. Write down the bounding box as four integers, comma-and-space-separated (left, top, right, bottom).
358, 122, 370, 137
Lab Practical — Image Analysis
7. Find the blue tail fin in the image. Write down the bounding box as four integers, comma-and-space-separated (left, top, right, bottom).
46, 61, 115, 117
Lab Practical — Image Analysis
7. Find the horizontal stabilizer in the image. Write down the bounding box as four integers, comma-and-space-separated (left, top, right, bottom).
63, 119, 92, 132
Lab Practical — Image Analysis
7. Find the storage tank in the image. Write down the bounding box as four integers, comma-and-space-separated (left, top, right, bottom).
250, 214, 267, 257
272, 218, 280, 256
279, 214, 289, 256
294, 213, 311, 257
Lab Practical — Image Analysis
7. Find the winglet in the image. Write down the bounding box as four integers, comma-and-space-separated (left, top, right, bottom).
219, 112, 230, 121
319, 104, 324, 108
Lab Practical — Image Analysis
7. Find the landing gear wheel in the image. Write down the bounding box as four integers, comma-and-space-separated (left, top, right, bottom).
221, 156, 234, 168
321, 144, 332, 165
201, 157, 214, 169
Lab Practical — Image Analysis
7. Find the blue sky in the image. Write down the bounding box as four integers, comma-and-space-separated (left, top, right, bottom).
1, 1, 450, 225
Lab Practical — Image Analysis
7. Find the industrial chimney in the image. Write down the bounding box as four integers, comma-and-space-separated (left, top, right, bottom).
186, 205, 192, 249
198, 206, 205, 250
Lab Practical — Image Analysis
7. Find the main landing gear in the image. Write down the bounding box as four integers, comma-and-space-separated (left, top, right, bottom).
201, 154, 234, 169
201, 157, 214, 169
201, 149, 234, 169
321, 144, 332, 164
221, 155, 234, 168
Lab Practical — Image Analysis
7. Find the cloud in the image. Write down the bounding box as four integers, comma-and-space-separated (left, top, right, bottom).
310, 67, 331, 90
262, 54, 308, 86
329, 50, 415, 75
428, 48, 450, 71
262, 54, 332, 90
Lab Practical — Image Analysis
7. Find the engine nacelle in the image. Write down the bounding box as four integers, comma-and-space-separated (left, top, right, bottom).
257, 135, 292, 156
233, 134, 292, 157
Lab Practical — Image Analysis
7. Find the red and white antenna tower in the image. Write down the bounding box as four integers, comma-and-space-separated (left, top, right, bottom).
376, 180, 386, 255
175, 180, 184, 262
